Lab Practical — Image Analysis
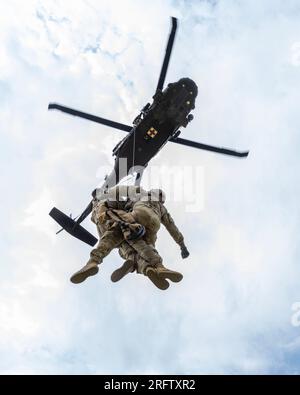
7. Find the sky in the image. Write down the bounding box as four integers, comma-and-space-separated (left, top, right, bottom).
1, 0, 300, 374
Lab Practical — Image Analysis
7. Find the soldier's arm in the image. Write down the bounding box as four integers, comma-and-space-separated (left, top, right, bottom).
160, 206, 190, 259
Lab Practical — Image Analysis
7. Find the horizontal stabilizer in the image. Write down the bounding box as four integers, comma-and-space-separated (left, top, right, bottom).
49, 207, 98, 247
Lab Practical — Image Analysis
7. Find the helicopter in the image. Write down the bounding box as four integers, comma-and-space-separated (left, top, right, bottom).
49, 17, 249, 247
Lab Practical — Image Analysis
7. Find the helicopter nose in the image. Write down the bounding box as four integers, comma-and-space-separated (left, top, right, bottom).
178, 78, 198, 97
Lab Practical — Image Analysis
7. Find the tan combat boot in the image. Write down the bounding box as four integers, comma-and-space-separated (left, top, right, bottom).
111, 259, 135, 283
156, 267, 183, 283
70, 258, 101, 284
145, 267, 169, 290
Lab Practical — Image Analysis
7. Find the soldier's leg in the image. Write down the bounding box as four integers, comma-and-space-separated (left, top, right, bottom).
131, 206, 160, 245
112, 239, 182, 286
127, 239, 162, 266
135, 256, 169, 290
108, 208, 159, 245
70, 227, 123, 284
118, 241, 135, 261
110, 210, 136, 224
90, 227, 123, 262
111, 240, 163, 284
155, 265, 183, 283
124, 241, 170, 290
110, 259, 135, 283
111, 244, 169, 290
111, 242, 139, 283
131, 242, 183, 284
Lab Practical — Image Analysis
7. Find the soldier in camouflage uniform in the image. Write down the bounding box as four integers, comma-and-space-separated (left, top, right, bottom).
107, 186, 190, 265
107, 186, 189, 285
94, 185, 189, 254
70, 191, 182, 289
71, 198, 161, 284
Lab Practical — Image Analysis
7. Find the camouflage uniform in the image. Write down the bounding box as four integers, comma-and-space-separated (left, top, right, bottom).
70, 186, 187, 287
96, 185, 185, 248
70, 197, 163, 284
90, 199, 162, 266
89, 199, 124, 263
118, 239, 162, 274
115, 239, 183, 289
109, 187, 187, 287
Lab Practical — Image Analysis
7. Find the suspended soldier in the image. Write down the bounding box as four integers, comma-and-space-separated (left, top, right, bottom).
98, 185, 190, 281
96, 185, 190, 260
70, 197, 152, 283
70, 188, 183, 289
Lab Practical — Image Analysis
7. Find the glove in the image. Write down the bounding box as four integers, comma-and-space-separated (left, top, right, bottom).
181, 245, 190, 259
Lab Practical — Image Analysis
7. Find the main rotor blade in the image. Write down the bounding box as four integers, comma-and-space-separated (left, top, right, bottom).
48, 103, 132, 133
156, 17, 178, 92
169, 137, 249, 158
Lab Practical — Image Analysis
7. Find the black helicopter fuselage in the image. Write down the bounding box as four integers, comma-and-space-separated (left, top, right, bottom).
48, 17, 248, 247
111, 77, 198, 180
